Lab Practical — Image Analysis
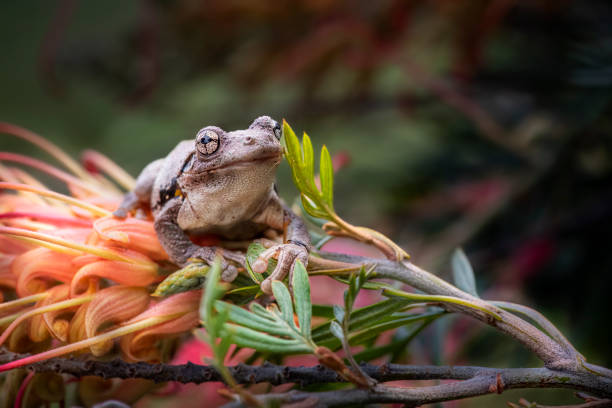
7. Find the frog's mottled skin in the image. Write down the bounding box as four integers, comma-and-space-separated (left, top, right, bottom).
114, 116, 310, 294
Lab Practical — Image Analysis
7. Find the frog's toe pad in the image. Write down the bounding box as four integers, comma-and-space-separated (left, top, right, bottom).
259, 243, 309, 295
221, 264, 238, 282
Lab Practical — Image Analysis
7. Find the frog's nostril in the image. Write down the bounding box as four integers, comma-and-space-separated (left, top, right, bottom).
244, 136, 254, 145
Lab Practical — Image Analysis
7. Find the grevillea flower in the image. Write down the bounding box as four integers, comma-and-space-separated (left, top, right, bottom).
0, 122, 200, 374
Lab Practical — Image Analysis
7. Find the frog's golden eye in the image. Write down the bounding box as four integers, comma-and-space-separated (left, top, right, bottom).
196, 130, 219, 155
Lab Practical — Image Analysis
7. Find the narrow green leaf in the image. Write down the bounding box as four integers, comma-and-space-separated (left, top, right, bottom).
348, 312, 443, 345
319, 145, 334, 209
451, 248, 479, 298
282, 120, 302, 167
249, 302, 275, 320
271, 280, 295, 328
329, 321, 344, 341
312, 304, 335, 318
345, 273, 357, 311
200, 258, 222, 324
245, 243, 277, 284
292, 260, 312, 338
300, 194, 328, 219
382, 287, 501, 321
245, 244, 264, 284
353, 315, 440, 362
333, 305, 345, 323
153, 263, 208, 297
302, 132, 315, 184
299, 201, 329, 228
215, 301, 289, 337
225, 323, 313, 354
218, 334, 234, 361
312, 298, 410, 343
282, 120, 310, 193
211, 306, 227, 337
358, 267, 368, 285
225, 285, 260, 296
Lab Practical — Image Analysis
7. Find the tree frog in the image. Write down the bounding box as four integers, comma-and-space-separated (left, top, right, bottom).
113, 116, 310, 294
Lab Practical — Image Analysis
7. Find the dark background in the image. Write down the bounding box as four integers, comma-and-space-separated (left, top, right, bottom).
1, 1, 611, 406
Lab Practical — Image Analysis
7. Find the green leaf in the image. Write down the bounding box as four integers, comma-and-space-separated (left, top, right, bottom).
214, 301, 289, 337
345, 274, 357, 311
348, 312, 443, 345
271, 280, 296, 328
300, 194, 328, 219
451, 248, 479, 298
312, 304, 335, 318
249, 302, 275, 320
329, 321, 344, 341
312, 298, 411, 344
154, 262, 209, 297
292, 260, 312, 338
245, 243, 277, 284
225, 323, 313, 354
200, 258, 222, 325
353, 315, 440, 362
299, 201, 329, 228
302, 132, 315, 183
382, 287, 501, 321
282, 120, 309, 193
333, 305, 345, 323
319, 145, 334, 209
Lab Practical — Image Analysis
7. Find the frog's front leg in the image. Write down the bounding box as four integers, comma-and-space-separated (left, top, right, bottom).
154, 199, 239, 282
254, 201, 311, 295
114, 159, 164, 219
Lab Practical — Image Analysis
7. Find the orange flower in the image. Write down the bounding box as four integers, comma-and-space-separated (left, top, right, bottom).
120, 290, 202, 361
0, 122, 206, 372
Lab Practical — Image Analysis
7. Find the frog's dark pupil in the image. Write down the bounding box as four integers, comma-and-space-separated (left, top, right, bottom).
200, 135, 212, 145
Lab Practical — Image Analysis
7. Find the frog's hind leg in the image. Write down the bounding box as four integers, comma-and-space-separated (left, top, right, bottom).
114, 159, 163, 218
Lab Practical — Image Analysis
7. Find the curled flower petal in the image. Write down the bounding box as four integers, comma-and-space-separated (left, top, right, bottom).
120, 291, 201, 361
13, 248, 78, 296
8, 318, 44, 353
0, 123, 211, 368
30, 284, 70, 342
93, 216, 167, 260
0, 291, 92, 347
84, 286, 150, 356
70, 257, 159, 297
0, 254, 18, 289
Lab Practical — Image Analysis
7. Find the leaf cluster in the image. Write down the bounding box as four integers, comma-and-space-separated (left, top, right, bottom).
202, 260, 316, 356
282, 120, 335, 220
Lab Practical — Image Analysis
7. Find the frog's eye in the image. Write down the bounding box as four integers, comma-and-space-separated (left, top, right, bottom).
196, 130, 219, 155
273, 121, 282, 140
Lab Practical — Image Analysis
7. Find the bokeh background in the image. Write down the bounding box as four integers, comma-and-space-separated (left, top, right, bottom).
1, 1, 611, 406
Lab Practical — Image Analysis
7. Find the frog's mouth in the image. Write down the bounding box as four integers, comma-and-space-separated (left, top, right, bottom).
186, 153, 282, 175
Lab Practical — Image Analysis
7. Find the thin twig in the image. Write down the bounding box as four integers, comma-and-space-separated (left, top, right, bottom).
319, 252, 586, 373
1, 350, 611, 401
221, 371, 612, 407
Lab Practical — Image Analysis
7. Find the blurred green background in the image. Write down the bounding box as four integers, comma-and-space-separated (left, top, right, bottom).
1, 1, 611, 406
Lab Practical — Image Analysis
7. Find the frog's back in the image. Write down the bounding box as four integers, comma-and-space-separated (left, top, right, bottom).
151, 140, 194, 214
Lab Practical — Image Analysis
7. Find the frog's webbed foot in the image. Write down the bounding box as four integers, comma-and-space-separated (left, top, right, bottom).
187, 247, 239, 283
254, 242, 309, 295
